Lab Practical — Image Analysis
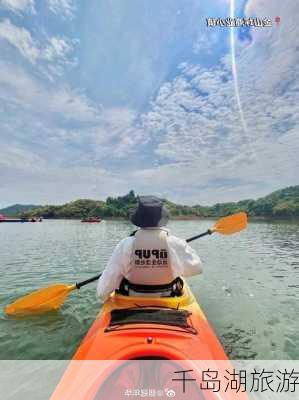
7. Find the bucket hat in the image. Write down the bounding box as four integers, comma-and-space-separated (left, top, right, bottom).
130, 196, 169, 228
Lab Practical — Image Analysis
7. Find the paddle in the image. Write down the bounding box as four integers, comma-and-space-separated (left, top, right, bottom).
4, 212, 247, 316
186, 211, 248, 241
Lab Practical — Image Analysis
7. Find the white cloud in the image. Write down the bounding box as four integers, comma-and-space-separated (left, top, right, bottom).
91, 108, 149, 159
0, 58, 144, 170
0, 144, 132, 206
0, 0, 298, 206
0, 0, 35, 14
0, 146, 46, 173
47, 0, 74, 19
134, 0, 299, 203
0, 19, 77, 77
0, 18, 39, 63
0, 60, 101, 122
46, 86, 101, 121
43, 37, 74, 62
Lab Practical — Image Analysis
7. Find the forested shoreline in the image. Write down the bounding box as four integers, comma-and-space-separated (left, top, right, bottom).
1, 186, 298, 219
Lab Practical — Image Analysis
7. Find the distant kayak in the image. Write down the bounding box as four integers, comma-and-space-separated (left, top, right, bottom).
81, 218, 101, 223
0, 215, 42, 223
0, 219, 24, 223
0, 217, 28, 223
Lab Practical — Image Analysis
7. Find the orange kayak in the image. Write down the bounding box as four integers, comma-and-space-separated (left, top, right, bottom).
81, 218, 101, 223
74, 282, 227, 360
51, 283, 249, 399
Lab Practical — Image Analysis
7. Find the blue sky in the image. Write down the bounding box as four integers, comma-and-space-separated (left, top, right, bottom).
0, 0, 298, 207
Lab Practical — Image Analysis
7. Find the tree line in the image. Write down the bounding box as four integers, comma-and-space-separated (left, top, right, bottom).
17, 186, 299, 219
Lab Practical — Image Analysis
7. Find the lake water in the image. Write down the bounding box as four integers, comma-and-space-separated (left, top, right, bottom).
0, 219, 298, 360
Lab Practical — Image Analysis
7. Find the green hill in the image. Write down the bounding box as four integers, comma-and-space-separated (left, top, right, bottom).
3, 186, 299, 219
0, 204, 40, 217
205, 186, 299, 218
252, 186, 299, 217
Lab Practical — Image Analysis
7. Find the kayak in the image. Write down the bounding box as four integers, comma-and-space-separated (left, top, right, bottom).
81, 218, 101, 223
74, 282, 228, 360
0, 218, 29, 222
51, 282, 249, 399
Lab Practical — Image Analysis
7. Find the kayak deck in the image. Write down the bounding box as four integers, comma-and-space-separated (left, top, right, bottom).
51, 284, 250, 400
74, 284, 228, 360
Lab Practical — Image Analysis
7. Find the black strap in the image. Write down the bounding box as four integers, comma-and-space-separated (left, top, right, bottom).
129, 228, 169, 237
109, 308, 191, 328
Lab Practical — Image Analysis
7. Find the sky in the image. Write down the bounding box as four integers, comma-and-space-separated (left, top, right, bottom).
0, 0, 298, 207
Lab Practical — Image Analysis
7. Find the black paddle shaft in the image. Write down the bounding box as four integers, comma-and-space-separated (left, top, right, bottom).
76, 274, 101, 289
186, 229, 213, 243
76, 229, 213, 289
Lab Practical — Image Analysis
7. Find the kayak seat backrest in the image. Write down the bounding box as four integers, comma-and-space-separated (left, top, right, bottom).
117, 277, 184, 297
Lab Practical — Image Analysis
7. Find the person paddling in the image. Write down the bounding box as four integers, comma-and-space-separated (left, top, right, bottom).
97, 196, 203, 301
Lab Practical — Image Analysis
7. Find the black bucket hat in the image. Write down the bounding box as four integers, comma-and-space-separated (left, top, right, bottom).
130, 195, 169, 228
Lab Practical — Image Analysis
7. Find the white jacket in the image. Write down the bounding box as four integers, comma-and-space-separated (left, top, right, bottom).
97, 230, 203, 301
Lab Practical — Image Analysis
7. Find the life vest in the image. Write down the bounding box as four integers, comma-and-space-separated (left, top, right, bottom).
127, 228, 175, 285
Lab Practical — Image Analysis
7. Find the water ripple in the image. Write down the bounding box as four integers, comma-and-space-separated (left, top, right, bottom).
0, 219, 298, 359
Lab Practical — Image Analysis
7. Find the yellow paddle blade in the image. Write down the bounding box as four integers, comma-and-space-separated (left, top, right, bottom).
212, 212, 248, 235
4, 284, 76, 316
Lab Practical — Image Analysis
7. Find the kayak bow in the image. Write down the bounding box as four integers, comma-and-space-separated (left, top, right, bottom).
51, 282, 249, 400
73, 282, 227, 360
